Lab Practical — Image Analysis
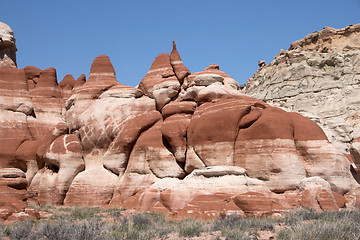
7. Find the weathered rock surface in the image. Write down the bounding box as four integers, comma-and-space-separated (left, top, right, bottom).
1, 22, 360, 220
245, 23, 360, 154
0, 22, 17, 68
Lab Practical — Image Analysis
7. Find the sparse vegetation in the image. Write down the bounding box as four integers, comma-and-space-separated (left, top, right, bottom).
1, 207, 360, 239
212, 214, 277, 240
178, 218, 206, 237
277, 208, 360, 240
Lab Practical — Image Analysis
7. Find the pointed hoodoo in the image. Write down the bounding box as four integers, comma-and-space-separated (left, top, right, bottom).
32, 67, 61, 98
138, 41, 192, 110
80, 55, 119, 94
139, 51, 180, 110
74, 74, 86, 89
59, 75, 76, 111
89, 55, 116, 76
170, 41, 190, 83
59, 74, 75, 90
139, 53, 174, 94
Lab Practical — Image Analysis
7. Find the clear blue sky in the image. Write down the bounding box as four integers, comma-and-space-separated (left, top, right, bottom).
1, 1, 360, 86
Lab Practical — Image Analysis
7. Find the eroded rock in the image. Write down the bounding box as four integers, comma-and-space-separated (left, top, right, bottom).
0, 22, 359, 220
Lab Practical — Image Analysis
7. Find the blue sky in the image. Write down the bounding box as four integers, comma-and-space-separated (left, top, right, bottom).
1, 1, 360, 86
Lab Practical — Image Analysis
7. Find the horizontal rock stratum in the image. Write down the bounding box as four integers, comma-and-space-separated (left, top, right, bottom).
1, 22, 360, 221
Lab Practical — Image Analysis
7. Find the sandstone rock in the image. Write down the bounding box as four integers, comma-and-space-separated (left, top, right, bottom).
59, 74, 75, 114
27, 67, 64, 140
15, 140, 39, 184
103, 111, 162, 175
245, 23, 360, 153
0, 45, 36, 219
142, 120, 186, 179
28, 134, 84, 205
65, 55, 120, 131
64, 166, 117, 206
0, 168, 28, 220
258, 60, 266, 68
299, 177, 339, 211
132, 166, 270, 219
333, 192, 347, 208
233, 192, 276, 216
170, 41, 190, 82
63, 56, 156, 206
111, 119, 185, 205
180, 64, 243, 103
175, 194, 243, 220
161, 101, 196, 118
0, 24, 358, 219
139, 52, 180, 110
76, 84, 154, 154
24, 66, 41, 91
0, 22, 16, 68
350, 137, 360, 168
317, 189, 339, 211
161, 102, 196, 163
0, 67, 33, 170
74, 74, 86, 89
187, 98, 254, 168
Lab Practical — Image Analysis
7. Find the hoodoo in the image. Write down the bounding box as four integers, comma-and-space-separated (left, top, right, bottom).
1, 22, 360, 221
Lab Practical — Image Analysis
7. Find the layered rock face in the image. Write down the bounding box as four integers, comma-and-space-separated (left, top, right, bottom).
245, 24, 360, 154
0, 22, 83, 221
0, 22, 359, 221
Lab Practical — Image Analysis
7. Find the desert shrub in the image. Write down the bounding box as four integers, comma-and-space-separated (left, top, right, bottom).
212, 214, 276, 231
277, 221, 360, 240
282, 208, 321, 225
0, 223, 9, 239
280, 207, 353, 225
278, 209, 360, 240
131, 213, 152, 230
220, 228, 253, 240
33, 217, 107, 240
139, 212, 174, 239
178, 218, 206, 237
107, 212, 174, 240
0, 220, 33, 240
28, 204, 56, 212
212, 214, 278, 240
49, 206, 102, 221
65, 206, 101, 220
277, 228, 292, 239
102, 208, 124, 218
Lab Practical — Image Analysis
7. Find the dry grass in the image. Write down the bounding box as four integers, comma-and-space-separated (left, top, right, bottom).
1, 207, 360, 239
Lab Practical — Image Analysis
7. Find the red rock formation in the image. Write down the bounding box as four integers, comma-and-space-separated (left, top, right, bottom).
170, 41, 190, 83
74, 74, 86, 89
0, 31, 38, 219
179, 63, 243, 104
0, 67, 33, 169
0, 22, 359, 220
26, 67, 64, 140
139, 46, 182, 110
59, 74, 75, 113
